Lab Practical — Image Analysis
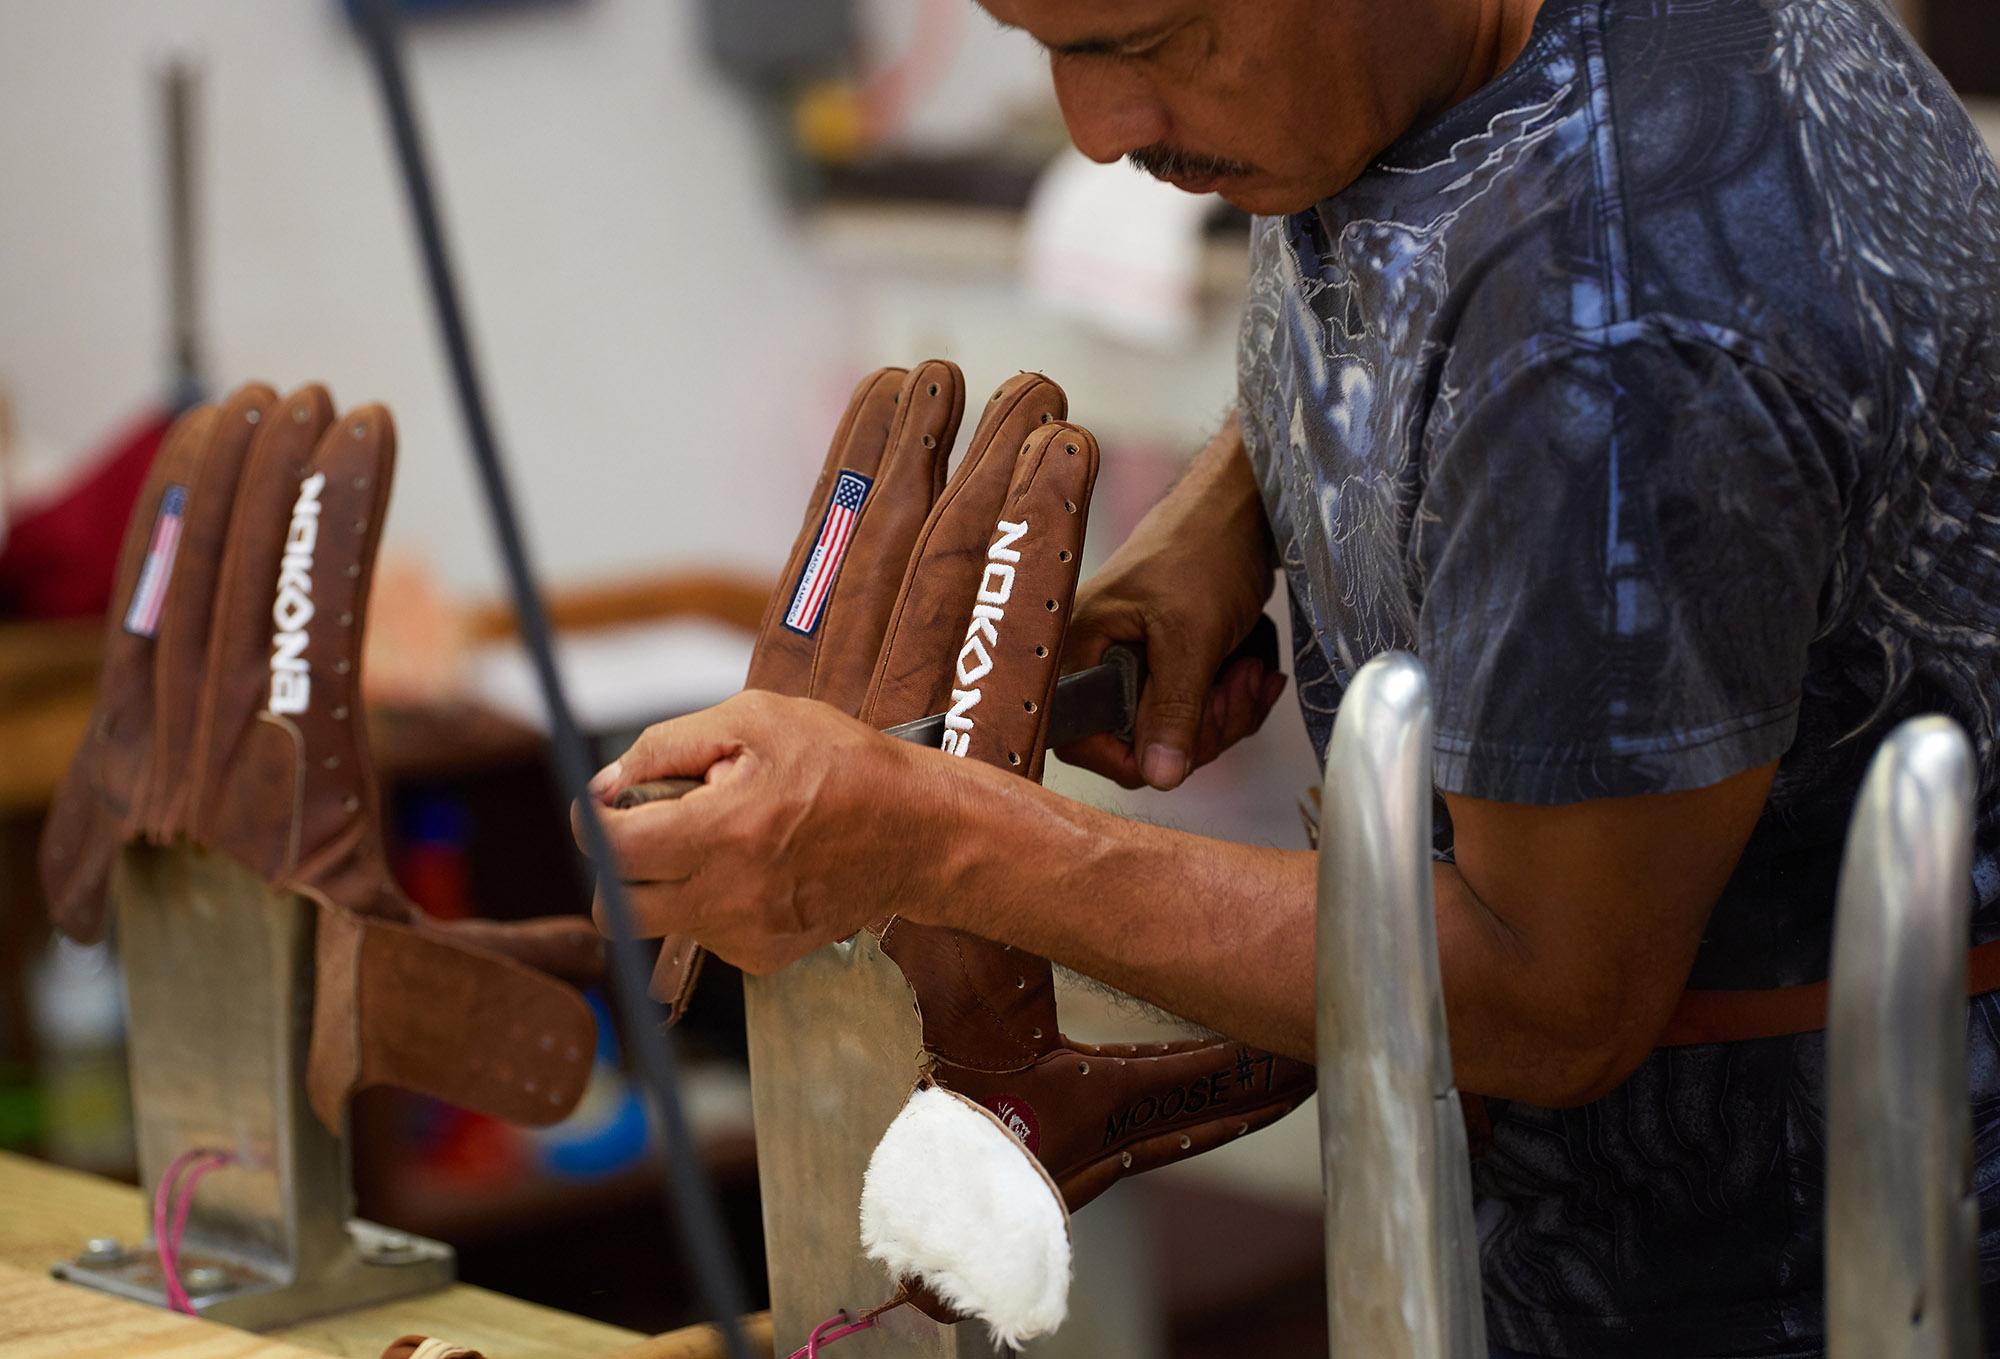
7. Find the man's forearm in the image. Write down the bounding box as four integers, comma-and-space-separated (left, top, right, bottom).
917, 752, 1318, 1058
1172, 408, 1280, 581
914, 750, 1663, 1105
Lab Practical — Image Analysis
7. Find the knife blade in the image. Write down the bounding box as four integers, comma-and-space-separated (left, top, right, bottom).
610, 613, 1279, 811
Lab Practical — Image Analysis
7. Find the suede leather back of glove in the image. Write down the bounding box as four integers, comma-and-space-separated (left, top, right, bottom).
649, 359, 971, 1013
643, 361, 1313, 1325
40, 383, 600, 1133
852, 398, 1315, 1235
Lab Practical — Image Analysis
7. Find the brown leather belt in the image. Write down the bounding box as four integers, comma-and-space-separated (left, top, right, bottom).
1656, 936, 2000, 1046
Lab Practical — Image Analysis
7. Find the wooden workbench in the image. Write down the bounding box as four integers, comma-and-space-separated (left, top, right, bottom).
0, 1150, 646, 1359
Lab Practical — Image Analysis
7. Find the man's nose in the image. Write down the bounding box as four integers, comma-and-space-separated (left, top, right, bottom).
1050, 61, 1171, 164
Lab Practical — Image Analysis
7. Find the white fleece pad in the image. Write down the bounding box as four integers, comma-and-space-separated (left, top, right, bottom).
859, 1086, 1072, 1349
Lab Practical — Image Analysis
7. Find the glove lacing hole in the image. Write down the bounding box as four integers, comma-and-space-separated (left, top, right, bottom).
1030, 1026, 1043, 1039
350, 422, 368, 439
1077, 1061, 1090, 1075
921, 435, 936, 449
1064, 499, 1077, 513
1039, 412, 1052, 424
1035, 644, 1049, 658
1044, 599, 1058, 612
1007, 751, 1022, 766
1016, 976, 1026, 989
1065, 443, 1078, 455
1178, 1135, 1192, 1150
1020, 441, 1031, 456
1120, 1152, 1134, 1168
1058, 549, 1072, 563
1024, 699, 1038, 714
245, 408, 261, 425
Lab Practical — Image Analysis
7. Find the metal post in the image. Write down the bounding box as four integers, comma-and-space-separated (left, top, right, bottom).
1316, 652, 1485, 1358
51, 844, 452, 1328
1826, 716, 1980, 1359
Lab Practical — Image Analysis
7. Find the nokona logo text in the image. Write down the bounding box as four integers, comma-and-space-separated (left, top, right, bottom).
941, 519, 1028, 758
267, 473, 326, 716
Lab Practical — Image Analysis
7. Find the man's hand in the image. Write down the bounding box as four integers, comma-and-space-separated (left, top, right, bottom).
1059, 410, 1288, 790
577, 691, 941, 976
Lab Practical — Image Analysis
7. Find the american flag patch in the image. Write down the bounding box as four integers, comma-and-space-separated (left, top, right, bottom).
783, 470, 871, 635
123, 485, 188, 638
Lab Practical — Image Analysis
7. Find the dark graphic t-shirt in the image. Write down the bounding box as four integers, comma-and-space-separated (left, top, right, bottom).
1235, 0, 2000, 1353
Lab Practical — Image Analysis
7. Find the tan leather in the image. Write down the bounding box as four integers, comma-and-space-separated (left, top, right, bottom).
650, 360, 972, 1018
41, 399, 237, 943
637, 360, 1315, 1326
852, 415, 1315, 1243
41, 383, 597, 1133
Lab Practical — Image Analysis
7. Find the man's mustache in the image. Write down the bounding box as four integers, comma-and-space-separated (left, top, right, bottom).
1125, 143, 1255, 182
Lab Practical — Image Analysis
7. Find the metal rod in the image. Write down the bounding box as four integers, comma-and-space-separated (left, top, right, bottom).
162, 58, 203, 406
347, 5, 753, 1353
1316, 651, 1484, 1358
1826, 715, 1980, 1358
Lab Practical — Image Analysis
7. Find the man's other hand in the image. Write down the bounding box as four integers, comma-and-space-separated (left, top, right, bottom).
574, 691, 937, 975
1059, 410, 1286, 790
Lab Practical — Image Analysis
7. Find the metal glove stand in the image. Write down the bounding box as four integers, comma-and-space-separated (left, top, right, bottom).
50, 843, 452, 1329
745, 936, 1155, 1358
1826, 716, 1981, 1359
1316, 653, 1486, 1357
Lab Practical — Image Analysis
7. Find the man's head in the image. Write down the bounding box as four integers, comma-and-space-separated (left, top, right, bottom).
981, 0, 1538, 215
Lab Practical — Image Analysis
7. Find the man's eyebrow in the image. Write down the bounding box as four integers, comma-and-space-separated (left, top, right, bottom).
1050, 25, 1170, 56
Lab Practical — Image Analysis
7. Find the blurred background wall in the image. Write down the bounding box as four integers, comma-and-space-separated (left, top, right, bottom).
0, 3, 1995, 1353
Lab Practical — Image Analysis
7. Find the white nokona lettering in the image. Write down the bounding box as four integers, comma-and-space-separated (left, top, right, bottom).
268, 474, 328, 715
977, 561, 1015, 606
269, 671, 311, 716
943, 518, 1038, 755
956, 636, 993, 686
969, 603, 1003, 647
270, 626, 311, 672
990, 519, 1028, 564
944, 688, 981, 733
272, 585, 315, 636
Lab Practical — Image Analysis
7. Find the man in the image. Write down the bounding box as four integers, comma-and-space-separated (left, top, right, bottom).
585, 0, 2000, 1353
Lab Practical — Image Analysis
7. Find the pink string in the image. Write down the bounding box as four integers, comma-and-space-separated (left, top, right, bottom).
786, 1309, 877, 1358
152, 1147, 236, 1314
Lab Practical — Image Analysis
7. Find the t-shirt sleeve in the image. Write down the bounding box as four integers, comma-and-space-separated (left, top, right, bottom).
1415, 320, 1850, 804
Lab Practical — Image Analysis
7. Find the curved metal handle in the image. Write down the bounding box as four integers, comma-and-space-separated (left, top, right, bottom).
1316, 652, 1484, 1358
1826, 715, 1980, 1359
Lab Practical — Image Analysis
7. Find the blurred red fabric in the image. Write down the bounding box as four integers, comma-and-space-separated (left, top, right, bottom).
0, 406, 174, 621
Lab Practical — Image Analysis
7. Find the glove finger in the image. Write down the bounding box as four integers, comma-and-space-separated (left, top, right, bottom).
142, 382, 278, 841
942, 423, 1099, 779
805, 359, 964, 714
745, 366, 907, 698
860, 372, 1070, 728
652, 362, 962, 1015
188, 385, 338, 879
39, 402, 221, 941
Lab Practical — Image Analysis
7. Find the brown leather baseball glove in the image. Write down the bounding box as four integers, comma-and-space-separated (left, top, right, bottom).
634, 360, 1314, 1340
41, 382, 599, 1131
